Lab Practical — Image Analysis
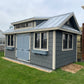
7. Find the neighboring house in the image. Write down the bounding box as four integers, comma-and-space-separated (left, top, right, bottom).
4, 12, 81, 70
0, 30, 5, 51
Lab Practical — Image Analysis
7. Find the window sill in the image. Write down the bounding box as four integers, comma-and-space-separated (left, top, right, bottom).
32, 50, 48, 56
6, 46, 15, 51
62, 48, 73, 51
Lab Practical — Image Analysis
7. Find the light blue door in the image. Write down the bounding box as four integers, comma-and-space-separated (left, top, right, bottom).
16, 34, 30, 61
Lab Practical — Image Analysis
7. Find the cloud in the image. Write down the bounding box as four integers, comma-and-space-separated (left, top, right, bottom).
0, 0, 84, 31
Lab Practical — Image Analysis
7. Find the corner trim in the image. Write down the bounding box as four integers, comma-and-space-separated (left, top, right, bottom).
76, 36, 77, 62
52, 31, 56, 70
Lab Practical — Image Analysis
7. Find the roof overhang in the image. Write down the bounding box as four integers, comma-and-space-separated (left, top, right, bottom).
4, 27, 81, 35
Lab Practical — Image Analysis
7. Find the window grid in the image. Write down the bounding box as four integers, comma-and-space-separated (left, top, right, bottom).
62, 33, 73, 51
34, 32, 48, 50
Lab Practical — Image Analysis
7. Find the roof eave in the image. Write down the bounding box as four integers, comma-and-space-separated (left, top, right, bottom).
4, 27, 81, 35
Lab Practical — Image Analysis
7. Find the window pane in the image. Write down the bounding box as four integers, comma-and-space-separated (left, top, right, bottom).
0, 38, 2, 44
11, 35, 13, 46
28, 22, 32, 27
63, 34, 68, 49
41, 32, 47, 49
69, 35, 72, 48
8, 35, 10, 46
35, 33, 40, 48
26, 22, 28, 27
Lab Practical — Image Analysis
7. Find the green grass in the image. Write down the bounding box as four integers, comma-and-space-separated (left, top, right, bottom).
0, 52, 84, 84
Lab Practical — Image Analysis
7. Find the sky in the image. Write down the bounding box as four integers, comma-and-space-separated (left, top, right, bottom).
0, 0, 84, 31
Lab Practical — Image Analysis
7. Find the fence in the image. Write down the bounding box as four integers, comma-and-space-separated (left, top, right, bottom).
77, 35, 82, 61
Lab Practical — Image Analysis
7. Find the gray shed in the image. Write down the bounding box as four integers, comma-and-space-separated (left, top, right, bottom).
4, 12, 81, 70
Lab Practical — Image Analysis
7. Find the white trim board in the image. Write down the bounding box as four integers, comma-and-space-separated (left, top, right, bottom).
4, 27, 81, 35
52, 31, 56, 70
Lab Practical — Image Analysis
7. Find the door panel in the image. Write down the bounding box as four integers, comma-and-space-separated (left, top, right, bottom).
16, 34, 30, 61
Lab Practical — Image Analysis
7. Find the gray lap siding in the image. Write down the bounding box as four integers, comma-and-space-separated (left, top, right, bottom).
5, 30, 77, 69
30, 31, 53, 69
5, 35, 16, 59
56, 30, 77, 69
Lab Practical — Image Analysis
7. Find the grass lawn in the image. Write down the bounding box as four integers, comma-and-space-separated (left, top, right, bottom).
0, 52, 84, 84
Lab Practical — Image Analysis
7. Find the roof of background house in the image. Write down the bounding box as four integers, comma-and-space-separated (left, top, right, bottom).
4, 12, 81, 35
0, 30, 5, 38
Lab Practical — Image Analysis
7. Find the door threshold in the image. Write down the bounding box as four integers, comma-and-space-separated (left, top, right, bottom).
17, 58, 30, 63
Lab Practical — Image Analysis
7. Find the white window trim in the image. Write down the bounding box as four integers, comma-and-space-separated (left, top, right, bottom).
15, 22, 36, 30
7, 35, 14, 47
33, 32, 48, 51
62, 32, 73, 51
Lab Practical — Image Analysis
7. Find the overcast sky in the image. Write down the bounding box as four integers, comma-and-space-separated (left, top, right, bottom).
0, 0, 84, 31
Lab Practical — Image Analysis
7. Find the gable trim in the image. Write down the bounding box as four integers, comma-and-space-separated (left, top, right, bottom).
59, 13, 73, 28
59, 13, 80, 32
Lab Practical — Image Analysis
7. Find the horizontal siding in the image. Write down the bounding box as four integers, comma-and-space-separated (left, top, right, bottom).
30, 31, 53, 69
5, 35, 16, 59
56, 30, 76, 68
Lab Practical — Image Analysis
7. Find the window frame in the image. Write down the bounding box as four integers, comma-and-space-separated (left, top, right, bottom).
62, 32, 73, 51
7, 35, 14, 47
33, 32, 48, 51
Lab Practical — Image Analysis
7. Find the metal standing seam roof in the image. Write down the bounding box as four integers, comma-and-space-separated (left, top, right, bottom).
4, 12, 81, 34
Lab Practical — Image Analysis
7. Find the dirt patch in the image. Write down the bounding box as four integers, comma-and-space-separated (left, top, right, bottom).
61, 63, 84, 73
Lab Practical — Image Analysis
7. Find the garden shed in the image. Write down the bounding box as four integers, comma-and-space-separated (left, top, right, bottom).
4, 12, 81, 70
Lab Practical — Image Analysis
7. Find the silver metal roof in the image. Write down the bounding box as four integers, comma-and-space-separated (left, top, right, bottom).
4, 12, 81, 35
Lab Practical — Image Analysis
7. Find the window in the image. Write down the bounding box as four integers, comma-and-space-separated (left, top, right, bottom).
28, 22, 33, 27
62, 33, 73, 50
41, 32, 47, 49
34, 32, 48, 50
35, 33, 40, 48
11, 35, 13, 46
63, 34, 68, 49
69, 35, 72, 48
14, 22, 34, 29
8, 35, 10, 46
7, 35, 14, 46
